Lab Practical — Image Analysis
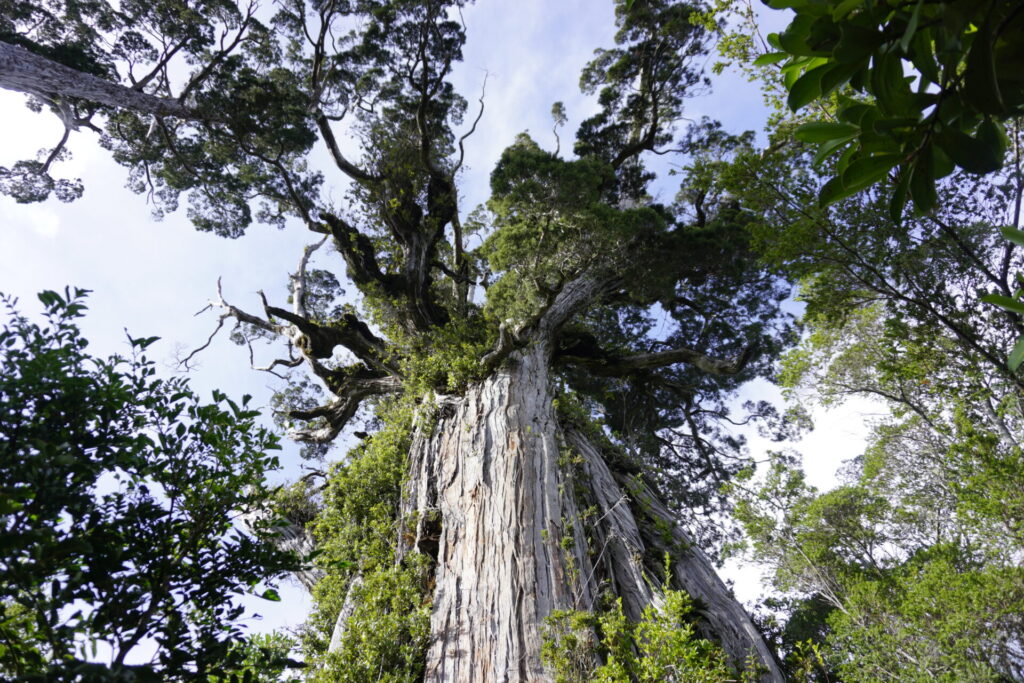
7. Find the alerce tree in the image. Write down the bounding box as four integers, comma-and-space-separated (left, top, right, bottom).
0, 0, 793, 679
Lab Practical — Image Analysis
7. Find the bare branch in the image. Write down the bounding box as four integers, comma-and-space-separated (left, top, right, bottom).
292, 235, 329, 318
261, 292, 393, 371
480, 320, 519, 373
178, 278, 284, 370
40, 125, 71, 173
454, 71, 487, 172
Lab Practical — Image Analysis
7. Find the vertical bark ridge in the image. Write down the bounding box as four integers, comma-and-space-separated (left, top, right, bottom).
565, 428, 785, 681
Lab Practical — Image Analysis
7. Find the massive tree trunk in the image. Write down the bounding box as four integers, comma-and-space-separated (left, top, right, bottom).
399, 340, 784, 682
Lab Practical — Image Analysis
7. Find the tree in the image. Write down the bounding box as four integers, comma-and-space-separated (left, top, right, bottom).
0, 288, 300, 679
0, 1, 793, 679
700, 16, 1024, 674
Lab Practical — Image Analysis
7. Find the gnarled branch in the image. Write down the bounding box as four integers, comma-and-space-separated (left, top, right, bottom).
288, 366, 402, 443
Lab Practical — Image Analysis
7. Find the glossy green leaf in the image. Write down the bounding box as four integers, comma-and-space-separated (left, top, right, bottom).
840, 154, 901, 193
889, 167, 911, 224
1001, 226, 1024, 248
833, 23, 881, 63
831, 0, 863, 21
977, 118, 1008, 168
820, 60, 862, 98
818, 175, 847, 207
794, 121, 859, 143
981, 294, 1024, 316
1009, 335, 1024, 371
964, 21, 1006, 115
838, 103, 874, 125
812, 135, 854, 166
788, 64, 829, 111
871, 52, 913, 115
908, 28, 940, 84
753, 52, 789, 67
909, 145, 937, 213
936, 127, 1001, 174
899, 0, 923, 53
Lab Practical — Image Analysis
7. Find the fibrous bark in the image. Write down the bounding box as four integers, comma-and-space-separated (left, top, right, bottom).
399, 342, 784, 682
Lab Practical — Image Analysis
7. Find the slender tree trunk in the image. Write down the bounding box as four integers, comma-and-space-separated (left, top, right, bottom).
400, 342, 784, 682
0, 41, 195, 118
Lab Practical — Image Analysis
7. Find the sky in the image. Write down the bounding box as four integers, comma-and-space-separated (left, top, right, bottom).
0, 0, 877, 649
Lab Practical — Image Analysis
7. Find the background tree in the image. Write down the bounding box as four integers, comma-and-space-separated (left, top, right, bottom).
0, 288, 300, 680
694, 3, 1024, 675
0, 0, 812, 679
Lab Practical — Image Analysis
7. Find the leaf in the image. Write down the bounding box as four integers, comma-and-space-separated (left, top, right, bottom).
908, 28, 940, 84
899, 0, 923, 53
981, 294, 1024, 316
778, 15, 829, 57
839, 154, 901, 193
936, 126, 1001, 174
1001, 225, 1024, 248
753, 52, 788, 67
129, 335, 161, 350
909, 144, 937, 213
819, 60, 861, 98
794, 121, 859, 143
831, 0, 863, 21
1010, 335, 1024, 372
838, 103, 874, 126
889, 167, 911, 224
818, 176, 850, 206
833, 23, 881, 63
788, 64, 829, 111
977, 118, 1008, 168
870, 52, 913, 115
964, 21, 1005, 115
812, 136, 855, 166
37, 290, 64, 308
260, 588, 281, 601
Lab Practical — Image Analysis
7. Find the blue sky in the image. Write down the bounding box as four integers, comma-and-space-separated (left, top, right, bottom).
0, 0, 875, 647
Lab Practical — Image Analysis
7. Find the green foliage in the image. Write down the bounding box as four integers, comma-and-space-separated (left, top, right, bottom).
732, 439, 1024, 679
396, 315, 494, 395
764, 0, 1024, 216
718, 101, 1024, 676
311, 559, 431, 683
217, 632, 304, 683
481, 133, 665, 325
0, 289, 298, 680
300, 399, 432, 681
541, 590, 749, 683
